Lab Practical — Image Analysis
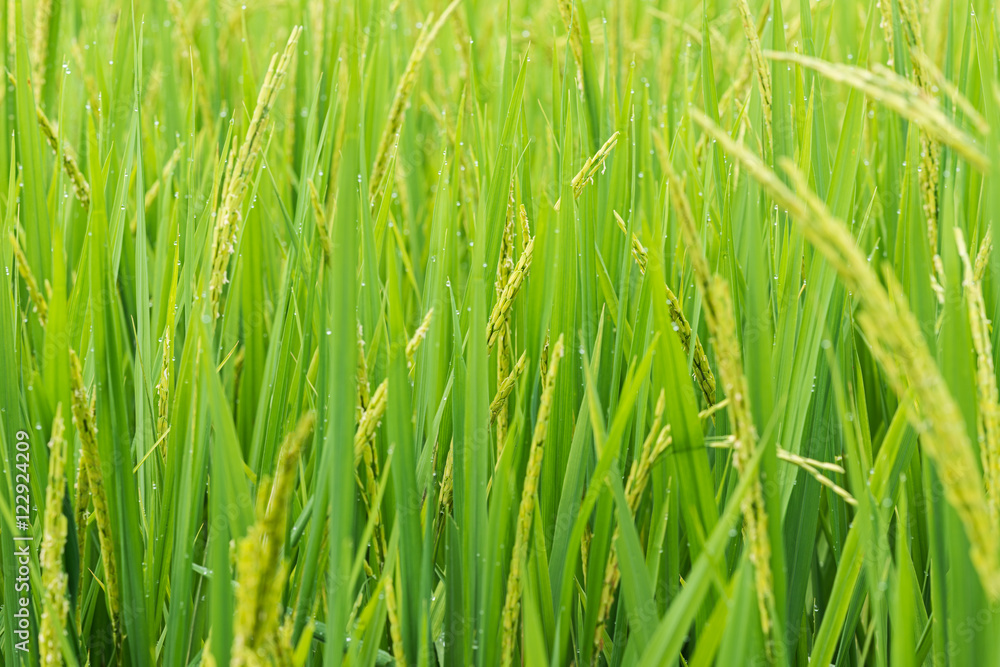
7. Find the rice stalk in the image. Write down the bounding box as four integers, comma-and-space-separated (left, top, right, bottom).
40, 405, 69, 667
208, 27, 302, 318
129, 144, 185, 235
34, 105, 92, 209
708, 439, 857, 506
405, 308, 435, 367
496, 320, 514, 446
877, 0, 896, 66
909, 48, 989, 134
698, 397, 730, 422
518, 202, 532, 244
613, 210, 717, 406
73, 427, 91, 633
232, 410, 315, 666
955, 229, 1000, 522
539, 333, 550, 382
764, 51, 988, 171
354, 336, 386, 564
438, 443, 454, 515
31, 0, 53, 96
352, 309, 431, 545
896, 0, 929, 89
368, 0, 463, 203
777, 451, 856, 507
710, 276, 777, 636
626, 414, 673, 511
556, 0, 586, 91
384, 566, 407, 666
490, 351, 528, 422
307, 179, 333, 262
9, 232, 48, 325
975, 226, 992, 282
500, 335, 565, 667
735, 0, 772, 142
614, 210, 649, 270
594, 391, 671, 653
496, 182, 517, 449
571, 131, 620, 197
662, 155, 776, 639
69, 349, 121, 648
353, 385, 388, 567
156, 245, 180, 443
693, 106, 1000, 596
355, 379, 387, 467
896, 0, 944, 286
356, 323, 371, 421
553, 131, 620, 211
143, 144, 185, 210
487, 237, 535, 348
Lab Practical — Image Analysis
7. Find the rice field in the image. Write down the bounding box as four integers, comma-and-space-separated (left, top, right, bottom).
2, 0, 1000, 664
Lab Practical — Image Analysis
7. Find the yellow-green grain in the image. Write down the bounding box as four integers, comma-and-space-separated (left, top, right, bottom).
500, 335, 565, 667
69, 349, 121, 645
9, 232, 48, 325
40, 405, 69, 667
232, 411, 315, 666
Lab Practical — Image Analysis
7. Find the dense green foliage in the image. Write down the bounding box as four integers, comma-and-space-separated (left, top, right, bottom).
3, 0, 1000, 665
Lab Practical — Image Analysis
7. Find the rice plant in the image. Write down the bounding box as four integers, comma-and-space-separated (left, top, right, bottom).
2, 0, 1000, 665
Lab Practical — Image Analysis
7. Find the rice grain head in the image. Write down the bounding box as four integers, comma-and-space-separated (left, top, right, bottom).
69, 349, 121, 643
156, 244, 180, 442
694, 106, 1000, 596
735, 0, 773, 141
975, 226, 993, 283
355, 379, 388, 466
556, 0, 586, 91
40, 405, 69, 667
406, 308, 435, 367
595, 391, 670, 653
897, 0, 944, 293
554, 132, 621, 210
143, 144, 185, 211
438, 443, 455, 514
308, 179, 333, 262
490, 351, 528, 422
487, 237, 535, 348
232, 410, 315, 666
356, 322, 371, 419
764, 52, 984, 170
500, 335, 565, 667
495, 181, 518, 448
663, 152, 776, 638
571, 132, 620, 198
27, 90, 92, 209
384, 565, 407, 666
208, 27, 302, 318
518, 203, 532, 243
877, 0, 896, 66
369, 0, 463, 203
73, 429, 91, 632
956, 228, 1000, 522
31, 0, 53, 94
9, 232, 48, 325
613, 210, 716, 406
